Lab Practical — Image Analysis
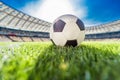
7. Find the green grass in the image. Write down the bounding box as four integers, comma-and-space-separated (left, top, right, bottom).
0, 41, 120, 80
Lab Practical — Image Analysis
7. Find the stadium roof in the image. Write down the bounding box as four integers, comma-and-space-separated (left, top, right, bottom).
0, 1, 51, 32
0, 1, 120, 34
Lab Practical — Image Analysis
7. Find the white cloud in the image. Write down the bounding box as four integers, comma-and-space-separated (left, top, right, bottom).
21, 0, 102, 26
22, 0, 87, 22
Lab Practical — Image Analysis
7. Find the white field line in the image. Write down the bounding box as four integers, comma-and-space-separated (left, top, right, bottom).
0, 43, 23, 65
0, 43, 22, 50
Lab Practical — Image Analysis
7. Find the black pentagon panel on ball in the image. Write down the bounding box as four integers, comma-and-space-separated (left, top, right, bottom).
65, 40, 77, 47
76, 19, 85, 31
53, 20, 66, 32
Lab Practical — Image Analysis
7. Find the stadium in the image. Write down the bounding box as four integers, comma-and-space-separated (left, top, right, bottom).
0, 1, 120, 80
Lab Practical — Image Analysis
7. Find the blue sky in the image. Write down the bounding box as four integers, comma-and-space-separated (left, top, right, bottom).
1, 0, 120, 26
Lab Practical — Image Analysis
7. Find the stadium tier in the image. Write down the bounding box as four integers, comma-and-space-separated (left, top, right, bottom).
0, 1, 120, 42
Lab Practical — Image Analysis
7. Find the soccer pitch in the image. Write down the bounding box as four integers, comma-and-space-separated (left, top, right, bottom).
0, 41, 120, 80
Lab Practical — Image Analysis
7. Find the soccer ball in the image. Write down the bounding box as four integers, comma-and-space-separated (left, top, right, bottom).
50, 14, 85, 47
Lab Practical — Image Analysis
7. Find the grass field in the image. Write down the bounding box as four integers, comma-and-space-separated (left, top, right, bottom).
0, 41, 120, 80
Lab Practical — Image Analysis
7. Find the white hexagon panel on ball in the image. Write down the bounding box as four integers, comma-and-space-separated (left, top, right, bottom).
50, 14, 85, 47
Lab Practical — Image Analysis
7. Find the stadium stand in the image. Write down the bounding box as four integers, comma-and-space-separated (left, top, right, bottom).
0, 1, 120, 41
85, 20, 120, 40
0, 1, 51, 42
0, 26, 49, 42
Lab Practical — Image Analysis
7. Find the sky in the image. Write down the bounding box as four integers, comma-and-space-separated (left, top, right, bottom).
1, 0, 120, 26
